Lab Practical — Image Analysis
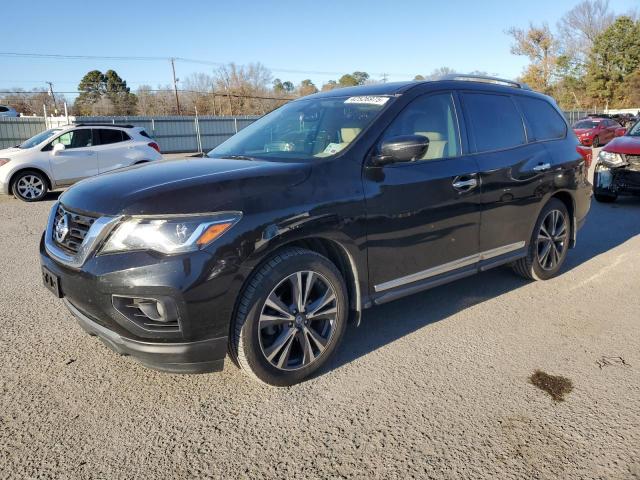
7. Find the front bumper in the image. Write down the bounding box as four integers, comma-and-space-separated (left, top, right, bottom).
39, 228, 242, 374
64, 298, 226, 373
594, 162, 640, 196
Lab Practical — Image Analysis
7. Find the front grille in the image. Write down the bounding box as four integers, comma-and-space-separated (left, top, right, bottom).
53, 205, 97, 254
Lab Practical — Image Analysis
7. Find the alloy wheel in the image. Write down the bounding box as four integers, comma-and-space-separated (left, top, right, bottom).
16, 175, 45, 200
536, 209, 568, 271
258, 270, 338, 371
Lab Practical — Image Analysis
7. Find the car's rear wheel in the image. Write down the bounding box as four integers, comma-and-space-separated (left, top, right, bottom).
12, 170, 48, 202
231, 247, 348, 386
513, 198, 570, 280
592, 136, 600, 148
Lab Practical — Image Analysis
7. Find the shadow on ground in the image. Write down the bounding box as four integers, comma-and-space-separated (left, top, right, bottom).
323, 196, 640, 374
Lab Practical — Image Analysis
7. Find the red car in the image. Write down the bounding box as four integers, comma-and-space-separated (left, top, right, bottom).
573, 117, 623, 147
593, 121, 640, 202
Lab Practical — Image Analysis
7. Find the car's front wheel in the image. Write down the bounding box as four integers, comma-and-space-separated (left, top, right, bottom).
12, 170, 49, 202
231, 247, 348, 386
513, 198, 570, 280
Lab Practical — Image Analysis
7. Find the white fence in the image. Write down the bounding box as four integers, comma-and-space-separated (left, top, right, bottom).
0, 115, 260, 152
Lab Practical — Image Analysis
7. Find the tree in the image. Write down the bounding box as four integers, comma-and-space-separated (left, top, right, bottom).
104, 70, 137, 115
321, 80, 339, 91
621, 69, 640, 105
74, 70, 105, 115
585, 16, 640, 106
352, 71, 370, 85
74, 69, 137, 115
507, 23, 558, 93
338, 74, 359, 87
557, 0, 615, 72
414, 75, 425, 81
273, 78, 294, 94
298, 79, 318, 97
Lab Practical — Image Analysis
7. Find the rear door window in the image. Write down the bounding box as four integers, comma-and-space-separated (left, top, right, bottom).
95, 129, 127, 145
461, 93, 526, 152
515, 96, 567, 141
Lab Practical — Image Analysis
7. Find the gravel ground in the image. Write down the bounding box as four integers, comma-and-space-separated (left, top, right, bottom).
1, 164, 639, 479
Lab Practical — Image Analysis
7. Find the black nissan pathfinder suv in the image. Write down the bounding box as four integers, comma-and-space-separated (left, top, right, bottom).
40, 76, 592, 386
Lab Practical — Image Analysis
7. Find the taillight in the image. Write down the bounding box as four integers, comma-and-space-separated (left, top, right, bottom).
576, 145, 592, 168
148, 142, 161, 153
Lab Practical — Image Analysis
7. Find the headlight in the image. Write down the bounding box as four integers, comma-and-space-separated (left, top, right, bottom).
0, 158, 11, 167
99, 212, 242, 255
598, 150, 626, 167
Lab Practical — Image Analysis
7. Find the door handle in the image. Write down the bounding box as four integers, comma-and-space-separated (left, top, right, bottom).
533, 163, 551, 172
452, 176, 478, 191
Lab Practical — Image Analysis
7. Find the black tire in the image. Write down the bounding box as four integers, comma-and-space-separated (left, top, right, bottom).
11, 170, 49, 202
513, 198, 570, 281
592, 136, 600, 148
594, 192, 617, 203
231, 247, 348, 386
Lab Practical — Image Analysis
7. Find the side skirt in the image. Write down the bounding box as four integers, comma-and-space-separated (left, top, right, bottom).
371, 248, 527, 306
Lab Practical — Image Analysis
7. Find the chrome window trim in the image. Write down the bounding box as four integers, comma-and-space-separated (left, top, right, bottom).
44, 202, 121, 270
374, 241, 525, 292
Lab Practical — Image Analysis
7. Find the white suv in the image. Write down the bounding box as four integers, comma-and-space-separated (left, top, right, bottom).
0, 124, 163, 201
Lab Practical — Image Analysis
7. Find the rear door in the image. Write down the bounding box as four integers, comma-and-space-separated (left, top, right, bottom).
460, 91, 550, 255
93, 128, 132, 172
45, 128, 98, 184
364, 91, 481, 295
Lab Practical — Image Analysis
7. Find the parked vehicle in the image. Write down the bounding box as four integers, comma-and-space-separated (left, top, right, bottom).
573, 117, 622, 147
0, 105, 19, 117
40, 76, 591, 386
593, 120, 640, 202
0, 124, 162, 201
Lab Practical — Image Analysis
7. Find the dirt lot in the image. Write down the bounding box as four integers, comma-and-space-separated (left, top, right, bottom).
1, 170, 639, 479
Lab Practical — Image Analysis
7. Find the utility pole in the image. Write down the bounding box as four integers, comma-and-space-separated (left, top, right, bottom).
46, 81, 58, 115
381, 73, 388, 83
170, 58, 181, 115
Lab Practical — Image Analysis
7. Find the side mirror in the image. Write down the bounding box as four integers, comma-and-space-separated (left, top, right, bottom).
52, 143, 65, 155
372, 135, 429, 166
615, 127, 627, 137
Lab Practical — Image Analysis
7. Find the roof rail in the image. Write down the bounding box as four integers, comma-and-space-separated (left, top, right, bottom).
74, 123, 136, 128
439, 74, 531, 90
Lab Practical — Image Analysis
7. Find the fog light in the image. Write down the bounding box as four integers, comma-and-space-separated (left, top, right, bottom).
112, 295, 180, 332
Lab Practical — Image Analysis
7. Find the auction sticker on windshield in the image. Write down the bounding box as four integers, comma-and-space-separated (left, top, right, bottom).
344, 96, 390, 105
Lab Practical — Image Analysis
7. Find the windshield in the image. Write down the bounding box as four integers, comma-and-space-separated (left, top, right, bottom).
573, 120, 600, 129
208, 95, 393, 161
18, 128, 61, 149
628, 121, 640, 136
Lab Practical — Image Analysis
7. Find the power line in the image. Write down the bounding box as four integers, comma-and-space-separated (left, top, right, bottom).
0, 51, 415, 78
0, 89, 296, 101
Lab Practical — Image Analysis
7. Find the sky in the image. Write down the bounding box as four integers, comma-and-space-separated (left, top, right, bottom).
1, 0, 638, 99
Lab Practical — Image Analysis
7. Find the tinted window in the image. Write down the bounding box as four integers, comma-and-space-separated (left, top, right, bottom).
139, 130, 151, 139
46, 129, 93, 150
462, 93, 525, 152
381, 93, 460, 160
0, 106, 8, 112
516, 96, 567, 141
96, 129, 125, 145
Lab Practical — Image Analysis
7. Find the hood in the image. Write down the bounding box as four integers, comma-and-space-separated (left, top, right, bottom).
60, 157, 311, 216
603, 136, 640, 155
573, 129, 593, 136
0, 147, 23, 157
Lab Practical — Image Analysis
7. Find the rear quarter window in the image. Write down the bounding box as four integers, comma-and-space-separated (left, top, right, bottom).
461, 93, 526, 152
515, 96, 567, 141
